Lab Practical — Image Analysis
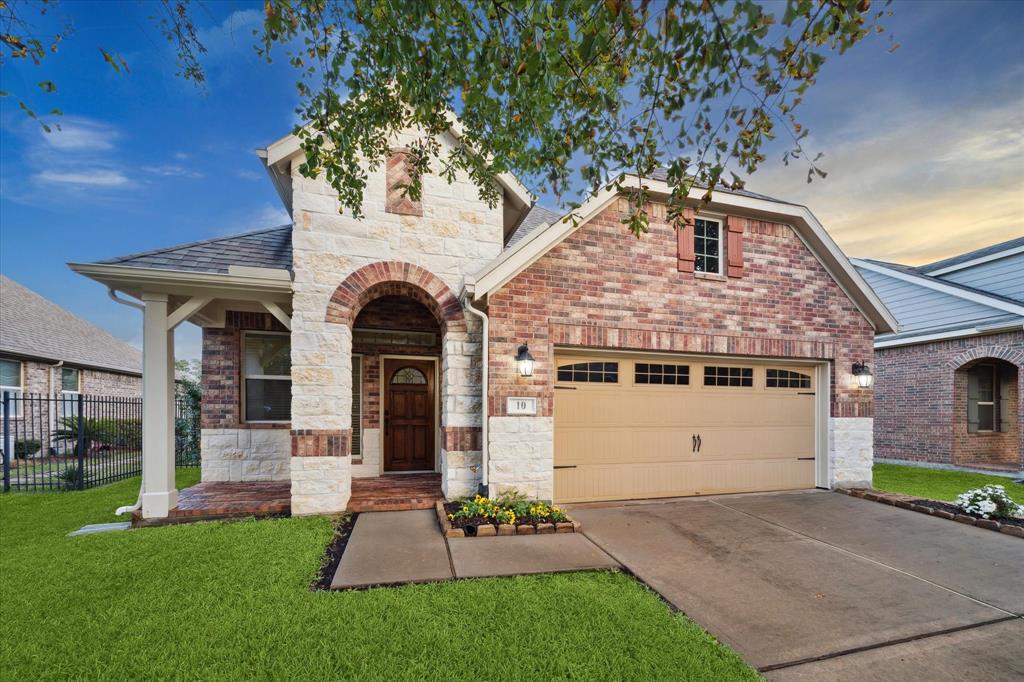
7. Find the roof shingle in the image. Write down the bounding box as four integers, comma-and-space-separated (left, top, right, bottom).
98, 225, 293, 274
0, 275, 142, 375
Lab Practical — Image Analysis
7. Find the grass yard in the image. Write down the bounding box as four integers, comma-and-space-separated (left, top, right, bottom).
0, 470, 757, 681
874, 463, 1024, 504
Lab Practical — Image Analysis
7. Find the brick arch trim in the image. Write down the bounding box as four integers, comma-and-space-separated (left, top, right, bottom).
947, 345, 1024, 370
325, 261, 466, 332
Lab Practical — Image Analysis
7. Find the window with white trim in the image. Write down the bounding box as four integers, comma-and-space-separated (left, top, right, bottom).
61, 367, 80, 393
0, 359, 23, 417
242, 332, 291, 422
694, 217, 723, 274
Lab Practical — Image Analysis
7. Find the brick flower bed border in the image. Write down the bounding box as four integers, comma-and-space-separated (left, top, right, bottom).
838, 488, 1023, 539
435, 500, 581, 538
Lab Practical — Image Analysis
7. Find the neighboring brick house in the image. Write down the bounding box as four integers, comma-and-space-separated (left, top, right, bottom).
71, 124, 897, 520
853, 237, 1024, 472
0, 275, 142, 457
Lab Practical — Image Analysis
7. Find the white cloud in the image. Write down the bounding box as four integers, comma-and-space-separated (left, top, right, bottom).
197, 9, 263, 58
141, 164, 204, 179
173, 151, 191, 160
34, 170, 131, 187
41, 118, 119, 151
254, 204, 291, 227
237, 169, 263, 181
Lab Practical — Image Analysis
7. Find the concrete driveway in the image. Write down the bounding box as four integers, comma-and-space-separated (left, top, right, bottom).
570, 490, 1024, 680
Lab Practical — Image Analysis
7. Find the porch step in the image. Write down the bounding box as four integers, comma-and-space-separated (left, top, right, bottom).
348, 473, 444, 513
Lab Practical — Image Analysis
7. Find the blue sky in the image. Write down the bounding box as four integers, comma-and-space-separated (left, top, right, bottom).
1, 1, 1021, 362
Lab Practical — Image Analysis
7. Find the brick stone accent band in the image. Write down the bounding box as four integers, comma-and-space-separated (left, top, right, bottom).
441, 426, 483, 451
291, 429, 351, 457
385, 150, 423, 217
325, 261, 466, 333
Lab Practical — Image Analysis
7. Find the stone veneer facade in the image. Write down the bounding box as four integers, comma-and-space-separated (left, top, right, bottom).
485, 197, 878, 495
873, 331, 1023, 471
287, 131, 502, 514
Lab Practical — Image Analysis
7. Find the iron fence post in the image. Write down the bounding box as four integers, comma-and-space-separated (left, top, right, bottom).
76, 393, 86, 490
3, 391, 10, 493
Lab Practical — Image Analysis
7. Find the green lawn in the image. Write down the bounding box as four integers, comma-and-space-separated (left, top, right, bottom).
873, 463, 1024, 504
0, 470, 757, 681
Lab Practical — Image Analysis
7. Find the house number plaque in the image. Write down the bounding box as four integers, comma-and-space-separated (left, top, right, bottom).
506, 397, 537, 415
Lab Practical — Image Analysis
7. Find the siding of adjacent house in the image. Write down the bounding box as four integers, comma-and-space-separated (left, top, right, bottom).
934, 252, 1024, 303
858, 268, 1009, 334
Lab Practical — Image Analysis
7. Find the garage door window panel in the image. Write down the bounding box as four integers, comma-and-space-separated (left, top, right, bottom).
766, 369, 812, 389
703, 366, 753, 387
557, 361, 618, 383
635, 363, 689, 386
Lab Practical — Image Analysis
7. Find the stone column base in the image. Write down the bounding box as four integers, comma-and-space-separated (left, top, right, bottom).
829, 417, 873, 489
290, 457, 351, 515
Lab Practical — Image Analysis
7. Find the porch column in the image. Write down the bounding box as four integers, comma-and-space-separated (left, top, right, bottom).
141, 293, 177, 518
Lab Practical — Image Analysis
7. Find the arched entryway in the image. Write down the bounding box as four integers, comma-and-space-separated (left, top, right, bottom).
952, 356, 1021, 470
324, 262, 481, 498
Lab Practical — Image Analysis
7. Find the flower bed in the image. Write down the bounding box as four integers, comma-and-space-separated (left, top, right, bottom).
436, 491, 580, 538
839, 487, 1024, 538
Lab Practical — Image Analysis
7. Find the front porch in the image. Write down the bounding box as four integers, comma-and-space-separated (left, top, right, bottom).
132, 473, 444, 526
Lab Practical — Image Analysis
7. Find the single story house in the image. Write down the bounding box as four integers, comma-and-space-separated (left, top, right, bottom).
853, 238, 1024, 472
0, 274, 142, 402
71, 125, 897, 519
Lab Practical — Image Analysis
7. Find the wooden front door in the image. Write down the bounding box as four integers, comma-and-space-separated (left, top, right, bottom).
383, 359, 436, 472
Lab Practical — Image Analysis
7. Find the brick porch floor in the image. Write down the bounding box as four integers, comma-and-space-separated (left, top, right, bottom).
132, 473, 444, 526
131, 481, 291, 527
348, 473, 444, 512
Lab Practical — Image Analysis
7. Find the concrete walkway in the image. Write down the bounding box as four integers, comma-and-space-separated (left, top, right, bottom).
331, 509, 619, 589
570, 489, 1024, 679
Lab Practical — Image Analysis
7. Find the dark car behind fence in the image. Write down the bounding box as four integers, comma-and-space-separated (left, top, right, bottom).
1, 392, 200, 492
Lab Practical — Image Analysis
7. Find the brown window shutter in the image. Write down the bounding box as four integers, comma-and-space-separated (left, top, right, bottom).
677, 208, 695, 272
726, 215, 744, 278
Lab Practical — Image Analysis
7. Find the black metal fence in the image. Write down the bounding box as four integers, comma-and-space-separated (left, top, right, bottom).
1, 392, 201, 492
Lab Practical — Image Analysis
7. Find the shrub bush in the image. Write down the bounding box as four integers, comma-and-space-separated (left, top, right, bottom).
955, 485, 1024, 519
14, 440, 42, 459
449, 488, 567, 526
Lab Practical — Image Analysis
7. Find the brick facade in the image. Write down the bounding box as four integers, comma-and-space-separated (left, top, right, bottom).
874, 331, 1024, 471
487, 198, 876, 420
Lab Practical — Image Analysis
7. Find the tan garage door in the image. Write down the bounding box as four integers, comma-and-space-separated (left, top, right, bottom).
554, 352, 818, 503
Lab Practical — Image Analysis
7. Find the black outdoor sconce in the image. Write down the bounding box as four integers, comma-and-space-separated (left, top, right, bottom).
515, 344, 535, 377
852, 361, 874, 389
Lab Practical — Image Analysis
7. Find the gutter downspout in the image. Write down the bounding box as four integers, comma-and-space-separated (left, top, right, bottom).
461, 290, 489, 496
107, 287, 146, 517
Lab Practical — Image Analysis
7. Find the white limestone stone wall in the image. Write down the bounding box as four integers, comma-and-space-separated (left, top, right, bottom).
289, 130, 502, 506
488, 416, 554, 501
291, 456, 350, 515
442, 448, 482, 498
200, 428, 290, 482
829, 417, 873, 488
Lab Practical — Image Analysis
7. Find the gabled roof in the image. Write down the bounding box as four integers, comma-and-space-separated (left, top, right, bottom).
852, 258, 1024, 348
505, 205, 561, 248
96, 226, 293, 275
466, 175, 898, 333
0, 275, 142, 375
921, 235, 1024, 275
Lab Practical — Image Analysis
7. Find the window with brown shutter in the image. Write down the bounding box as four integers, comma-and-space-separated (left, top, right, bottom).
726, 215, 744, 278
676, 207, 695, 272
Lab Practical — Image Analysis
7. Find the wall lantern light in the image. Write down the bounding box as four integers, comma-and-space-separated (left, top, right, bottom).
852, 361, 873, 389
515, 344, 535, 377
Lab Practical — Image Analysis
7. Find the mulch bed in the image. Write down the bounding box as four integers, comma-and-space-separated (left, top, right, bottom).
840, 488, 1024, 538
912, 499, 1024, 529
311, 513, 358, 591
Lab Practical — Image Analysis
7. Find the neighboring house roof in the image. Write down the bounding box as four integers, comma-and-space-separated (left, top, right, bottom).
0, 275, 143, 375
505, 205, 562, 248
466, 174, 898, 333
853, 252, 1024, 349
919, 235, 1024, 275
96, 225, 293, 275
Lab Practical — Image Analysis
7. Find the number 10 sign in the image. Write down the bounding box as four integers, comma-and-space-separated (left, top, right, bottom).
506, 397, 537, 415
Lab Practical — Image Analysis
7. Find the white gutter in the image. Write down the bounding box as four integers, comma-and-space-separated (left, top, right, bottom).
106, 287, 145, 517
461, 290, 490, 495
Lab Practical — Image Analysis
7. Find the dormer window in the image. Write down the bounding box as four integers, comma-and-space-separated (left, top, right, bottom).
694, 217, 723, 274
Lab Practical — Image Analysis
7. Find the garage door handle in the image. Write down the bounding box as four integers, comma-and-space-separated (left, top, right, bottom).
554, 465, 577, 469
691, 434, 697, 453
696, 434, 702, 452
554, 386, 577, 390
798, 392, 815, 395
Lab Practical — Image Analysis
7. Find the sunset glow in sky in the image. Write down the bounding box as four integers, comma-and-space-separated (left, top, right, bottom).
0, 1, 1021, 358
